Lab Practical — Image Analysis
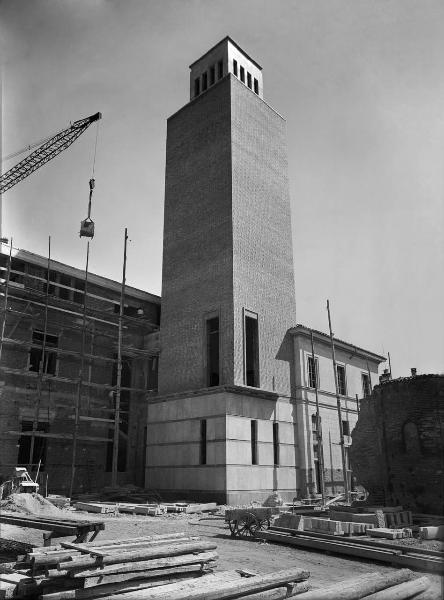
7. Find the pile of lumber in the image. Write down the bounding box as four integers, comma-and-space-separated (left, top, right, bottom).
0, 533, 218, 599
297, 569, 438, 600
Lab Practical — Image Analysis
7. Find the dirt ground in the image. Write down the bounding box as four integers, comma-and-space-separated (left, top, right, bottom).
1, 510, 443, 595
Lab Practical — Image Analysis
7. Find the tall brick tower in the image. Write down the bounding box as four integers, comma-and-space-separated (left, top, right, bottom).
147, 37, 297, 504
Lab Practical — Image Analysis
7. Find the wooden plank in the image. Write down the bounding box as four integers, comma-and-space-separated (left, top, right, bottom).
59, 542, 107, 557
241, 582, 310, 600
0, 516, 77, 535
289, 570, 415, 600
100, 569, 309, 600
82, 563, 207, 587
269, 526, 444, 558
59, 540, 217, 570
30, 532, 189, 554
70, 551, 218, 578
260, 531, 442, 573
42, 573, 206, 600
363, 576, 431, 599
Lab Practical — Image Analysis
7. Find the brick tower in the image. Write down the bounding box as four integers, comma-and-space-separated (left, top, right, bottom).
147, 37, 297, 504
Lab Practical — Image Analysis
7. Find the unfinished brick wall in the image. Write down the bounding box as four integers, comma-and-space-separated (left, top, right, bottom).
0, 250, 160, 494
350, 375, 444, 514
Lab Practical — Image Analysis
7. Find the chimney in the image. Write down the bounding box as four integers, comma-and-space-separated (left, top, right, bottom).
379, 369, 391, 383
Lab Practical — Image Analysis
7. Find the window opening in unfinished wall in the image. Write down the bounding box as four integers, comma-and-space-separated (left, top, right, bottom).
200, 419, 207, 465
217, 60, 223, 79
254, 78, 259, 94
210, 65, 215, 85
336, 364, 347, 395
29, 331, 58, 375
403, 421, 422, 455
342, 419, 350, 437
361, 373, 371, 397
239, 65, 245, 83
194, 77, 200, 97
202, 72, 208, 91
17, 421, 49, 470
251, 420, 258, 465
233, 59, 238, 76
244, 312, 259, 387
307, 356, 319, 388
273, 422, 279, 466
206, 316, 220, 386
247, 72, 252, 88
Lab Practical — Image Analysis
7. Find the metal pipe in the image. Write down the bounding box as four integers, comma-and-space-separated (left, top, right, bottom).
326, 299, 350, 503
30, 237, 51, 471
310, 330, 325, 505
111, 228, 128, 486
0, 238, 13, 363
69, 241, 90, 498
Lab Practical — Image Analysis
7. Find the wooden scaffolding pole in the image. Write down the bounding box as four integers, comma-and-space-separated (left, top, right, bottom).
111, 228, 128, 487
326, 299, 350, 503
69, 241, 90, 498
29, 236, 51, 471
0, 238, 13, 363
310, 330, 326, 505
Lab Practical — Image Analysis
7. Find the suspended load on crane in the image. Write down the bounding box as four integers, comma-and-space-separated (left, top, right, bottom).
80, 178, 96, 238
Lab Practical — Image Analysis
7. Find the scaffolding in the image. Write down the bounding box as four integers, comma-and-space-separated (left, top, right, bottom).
0, 238, 160, 494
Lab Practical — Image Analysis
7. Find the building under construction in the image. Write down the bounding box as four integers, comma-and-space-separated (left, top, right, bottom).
0, 246, 160, 495
1, 37, 388, 502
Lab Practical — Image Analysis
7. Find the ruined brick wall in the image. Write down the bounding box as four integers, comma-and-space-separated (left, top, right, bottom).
350, 375, 444, 514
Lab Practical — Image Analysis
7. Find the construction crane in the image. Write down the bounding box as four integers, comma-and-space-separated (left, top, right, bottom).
0, 112, 102, 195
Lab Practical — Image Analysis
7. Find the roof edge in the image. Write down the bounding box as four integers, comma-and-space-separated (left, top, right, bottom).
189, 36, 262, 70
290, 323, 386, 363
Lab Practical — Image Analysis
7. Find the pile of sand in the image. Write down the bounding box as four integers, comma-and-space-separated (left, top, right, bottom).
0, 493, 62, 516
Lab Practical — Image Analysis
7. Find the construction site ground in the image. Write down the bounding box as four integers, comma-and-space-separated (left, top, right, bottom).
1, 509, 443, 595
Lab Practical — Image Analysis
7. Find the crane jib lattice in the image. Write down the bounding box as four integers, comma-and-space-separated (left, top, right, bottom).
0, 112, 102, 194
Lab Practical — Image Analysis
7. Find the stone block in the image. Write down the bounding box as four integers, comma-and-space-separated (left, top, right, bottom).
419, 525, 444, 540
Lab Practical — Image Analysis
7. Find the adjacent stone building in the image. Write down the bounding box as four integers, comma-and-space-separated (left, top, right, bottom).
350, 374, 444, 515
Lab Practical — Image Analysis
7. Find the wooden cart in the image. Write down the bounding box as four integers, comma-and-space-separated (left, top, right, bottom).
225, 507, 273, 537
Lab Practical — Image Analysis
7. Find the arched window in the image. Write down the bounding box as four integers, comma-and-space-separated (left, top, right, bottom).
402, 421, 422, 455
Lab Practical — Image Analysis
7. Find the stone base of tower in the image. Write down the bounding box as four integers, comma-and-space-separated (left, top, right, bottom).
145, 386, 302, 505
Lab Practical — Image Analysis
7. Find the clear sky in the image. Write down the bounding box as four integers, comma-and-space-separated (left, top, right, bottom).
2, 0, 443, 377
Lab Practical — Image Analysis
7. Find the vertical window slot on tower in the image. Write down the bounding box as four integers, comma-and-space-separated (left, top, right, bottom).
273, 422, 279, 466
217, 60, 223, 79
254, 78, 259, 94
206, 316, 220, 386
233, 59, 238, 76
251, 420, 258, 465
245, 313, 259, 387
202, 72, 208, 91
247, 72, 252, 89
194, 78, 200, 97
200, 419, 207, 465
240, 66, 245, 83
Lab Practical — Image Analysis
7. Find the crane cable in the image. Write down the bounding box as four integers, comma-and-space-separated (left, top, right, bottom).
87, 120, 100, 220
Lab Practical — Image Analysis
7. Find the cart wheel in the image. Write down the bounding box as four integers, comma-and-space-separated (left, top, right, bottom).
228, 519, 238, 537
256, 517, 271, 532
236, 512, 260, 537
